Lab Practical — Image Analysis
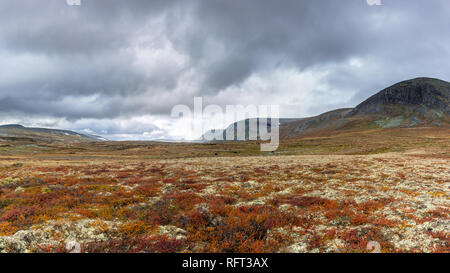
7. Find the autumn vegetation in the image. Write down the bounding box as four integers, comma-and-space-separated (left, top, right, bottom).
0, 127, 448, 253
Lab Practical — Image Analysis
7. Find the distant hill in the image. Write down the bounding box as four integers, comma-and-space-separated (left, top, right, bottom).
203, 77, 450, 141
0, 124, 106, 143
279, 108, 353, 138
201, 118, 301, 141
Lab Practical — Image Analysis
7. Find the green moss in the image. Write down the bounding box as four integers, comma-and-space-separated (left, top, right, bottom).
41, 187, 51, 194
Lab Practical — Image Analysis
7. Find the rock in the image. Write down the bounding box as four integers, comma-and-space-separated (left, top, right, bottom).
348, 78, 450, 116
14, 186, 25, 193
0, 219, 121, 253
285, 242, 308, 253
157, 225, 187, 240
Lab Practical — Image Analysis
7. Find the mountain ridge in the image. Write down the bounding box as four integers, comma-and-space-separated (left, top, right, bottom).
1, 77, 448, 143
348, 77, 449, 117
0, 124, 106, 143
204, 77, 450, 141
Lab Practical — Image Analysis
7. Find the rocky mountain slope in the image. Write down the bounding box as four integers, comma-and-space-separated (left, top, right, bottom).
204, 77, 450, 141
348, 77, 449, 117
0, 124, 105, 143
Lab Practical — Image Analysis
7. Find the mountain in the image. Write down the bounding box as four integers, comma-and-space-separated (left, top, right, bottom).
0, 124, 106, 143
348, 77, 449, 117
201, 118, 301, 141
279, 108, 353, 138
203, 77, 450, 141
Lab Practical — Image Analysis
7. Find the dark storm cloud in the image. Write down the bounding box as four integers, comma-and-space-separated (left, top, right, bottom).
185, 0, 450, 93
189, 0, 373, 90
0, 0, 449, 138
0, 0, 183, 55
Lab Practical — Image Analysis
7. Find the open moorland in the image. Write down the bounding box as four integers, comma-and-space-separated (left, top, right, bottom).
0, 127, 449, 253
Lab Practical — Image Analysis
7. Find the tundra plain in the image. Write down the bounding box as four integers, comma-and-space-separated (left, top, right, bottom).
0, 127, 448, 253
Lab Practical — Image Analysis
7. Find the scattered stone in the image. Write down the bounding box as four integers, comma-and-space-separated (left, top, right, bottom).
14, 186, 24, 193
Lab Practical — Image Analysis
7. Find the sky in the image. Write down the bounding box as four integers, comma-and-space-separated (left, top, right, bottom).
0, 0, 449, 140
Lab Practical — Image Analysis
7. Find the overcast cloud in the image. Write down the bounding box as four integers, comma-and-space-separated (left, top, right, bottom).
0, 0, 449, 140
